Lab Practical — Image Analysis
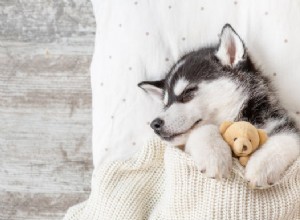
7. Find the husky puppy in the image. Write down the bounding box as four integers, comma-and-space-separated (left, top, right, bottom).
138, 24, 300, 188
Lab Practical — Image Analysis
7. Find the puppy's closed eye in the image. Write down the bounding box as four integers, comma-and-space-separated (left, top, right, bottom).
180, 87, 198, 103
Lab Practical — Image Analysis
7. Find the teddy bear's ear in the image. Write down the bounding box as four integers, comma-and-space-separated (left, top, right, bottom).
258, 129, 268, 146
219, 121, 234, 134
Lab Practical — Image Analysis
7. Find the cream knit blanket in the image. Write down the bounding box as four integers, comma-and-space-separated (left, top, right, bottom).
64, 139, 300, 220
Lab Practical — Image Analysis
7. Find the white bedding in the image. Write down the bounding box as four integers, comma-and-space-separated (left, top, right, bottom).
90, 0, 300, 167
65, 139, 300, 220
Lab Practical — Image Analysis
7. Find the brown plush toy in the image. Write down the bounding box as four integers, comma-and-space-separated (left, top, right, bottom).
219, 121, 268, 166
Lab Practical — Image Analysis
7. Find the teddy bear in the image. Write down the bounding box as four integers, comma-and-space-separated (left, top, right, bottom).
219, 121, 268, 166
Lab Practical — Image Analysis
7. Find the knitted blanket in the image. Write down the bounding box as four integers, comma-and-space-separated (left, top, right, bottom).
64, 139, 300, 220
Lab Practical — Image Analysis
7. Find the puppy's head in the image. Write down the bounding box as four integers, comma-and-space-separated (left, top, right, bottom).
138, 24, 248, 145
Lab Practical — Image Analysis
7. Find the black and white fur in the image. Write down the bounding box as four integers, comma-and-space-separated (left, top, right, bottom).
138, 24, 300, 188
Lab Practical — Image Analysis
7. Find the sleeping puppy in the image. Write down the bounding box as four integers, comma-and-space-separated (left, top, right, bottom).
138, 24, 300, 188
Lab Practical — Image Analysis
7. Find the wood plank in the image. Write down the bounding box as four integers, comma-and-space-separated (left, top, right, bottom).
0, 0, 96, 218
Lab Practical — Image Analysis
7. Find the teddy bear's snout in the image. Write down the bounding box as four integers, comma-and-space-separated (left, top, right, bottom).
233, 138, 252, 156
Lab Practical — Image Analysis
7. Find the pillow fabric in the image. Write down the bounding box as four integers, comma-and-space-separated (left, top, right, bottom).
90, 0, 300, 167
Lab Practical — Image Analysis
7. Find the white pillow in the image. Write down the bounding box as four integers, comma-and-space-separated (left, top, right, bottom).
90, 0, 300, 167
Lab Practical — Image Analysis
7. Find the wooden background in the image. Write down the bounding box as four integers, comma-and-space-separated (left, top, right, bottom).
0, 1, 95, 219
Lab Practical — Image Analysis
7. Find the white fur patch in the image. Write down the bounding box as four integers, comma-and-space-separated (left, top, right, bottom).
198, 78, 248, 123
174, 78, 189, 96
164, 91, 169, 105
168, 59, 186, 84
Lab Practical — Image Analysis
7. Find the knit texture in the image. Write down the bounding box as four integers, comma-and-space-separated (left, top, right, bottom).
64, 139, 300, 220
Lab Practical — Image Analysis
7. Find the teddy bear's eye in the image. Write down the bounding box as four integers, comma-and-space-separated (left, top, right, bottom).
249, 139, 252, 142
234, 138, 237, 141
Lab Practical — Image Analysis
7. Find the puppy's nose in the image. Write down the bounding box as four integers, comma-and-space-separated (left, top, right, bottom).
150, 118, 164, 131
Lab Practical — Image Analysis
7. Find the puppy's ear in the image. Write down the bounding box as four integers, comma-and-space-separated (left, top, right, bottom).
215, 24, 246, 67
258, 129, 268, 146
219, 121, 234, 135
138, 79, 165, 101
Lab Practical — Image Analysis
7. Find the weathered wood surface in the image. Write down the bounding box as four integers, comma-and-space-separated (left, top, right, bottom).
0, 1, 96, 219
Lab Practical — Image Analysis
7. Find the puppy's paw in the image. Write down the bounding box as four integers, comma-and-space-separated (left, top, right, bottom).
245, 153, 283, 188
194, 145, 232, 179
185, 125, 232, 180
245, 133, 300, 189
